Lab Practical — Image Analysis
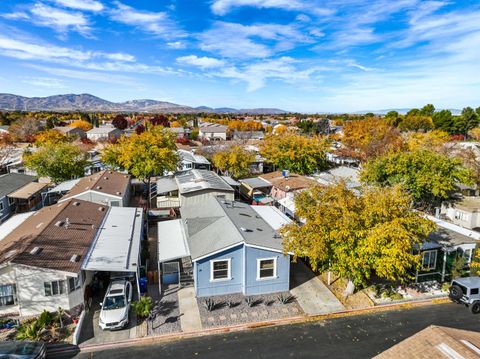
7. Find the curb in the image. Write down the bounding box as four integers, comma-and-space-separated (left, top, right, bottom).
78, 295, 450, 353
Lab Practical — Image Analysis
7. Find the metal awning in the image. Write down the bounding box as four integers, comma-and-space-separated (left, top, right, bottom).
157, 219, 190, 263
82, 207, 143, 273
47, 179, 80, 193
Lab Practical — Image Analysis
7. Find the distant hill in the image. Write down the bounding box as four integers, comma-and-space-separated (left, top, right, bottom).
0, 93, 289, 114
354, 108, 463, 115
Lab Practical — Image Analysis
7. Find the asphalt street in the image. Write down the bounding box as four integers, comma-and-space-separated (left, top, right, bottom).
71, 303, 480, 359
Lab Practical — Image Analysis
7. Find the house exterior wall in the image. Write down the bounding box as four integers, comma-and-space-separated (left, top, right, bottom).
199, 130, 227, 140
180, 189, 234, 208
442, 205, 477, 230
194, 245, 290, 297
0, 195, 12, 223
0, 265, 18, 315
270, 186, 288, 201
195, 245, 244, 297
244, 246, 290, 295
68, 191, 126, 207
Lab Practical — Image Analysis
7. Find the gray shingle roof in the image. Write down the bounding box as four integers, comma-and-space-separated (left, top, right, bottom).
0, 173, 36, 198
181, 197, 289, 260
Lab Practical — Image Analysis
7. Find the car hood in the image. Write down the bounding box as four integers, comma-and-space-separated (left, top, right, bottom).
100, 306, 128, 324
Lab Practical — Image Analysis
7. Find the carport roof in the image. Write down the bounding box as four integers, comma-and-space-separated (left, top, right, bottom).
82, 207, 143, 273
157, 219, 190, 263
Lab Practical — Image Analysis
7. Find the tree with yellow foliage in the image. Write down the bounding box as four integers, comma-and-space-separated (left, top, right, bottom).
468, 128, 480, 141
341, 118, 403, 161
405, 130, 450, 151
102, 126, 178, 206
69, 119, 92, 131
170, 121, 182, 128
35, 129, 68, 146
281, 183, 436, 294
260, 132, 329, 175
212, 146, 256, 179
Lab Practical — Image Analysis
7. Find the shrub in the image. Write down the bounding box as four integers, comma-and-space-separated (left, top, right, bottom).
245, 296, 254, 307
277, 293, 292, 304
132, 296, 153, 318
203, 298, 215, 312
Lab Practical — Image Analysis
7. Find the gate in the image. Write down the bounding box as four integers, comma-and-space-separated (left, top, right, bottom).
162, 261, 180, 285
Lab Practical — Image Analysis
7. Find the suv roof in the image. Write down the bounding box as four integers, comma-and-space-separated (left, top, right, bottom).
453, 277, 480, 287
106, 280, 128, 296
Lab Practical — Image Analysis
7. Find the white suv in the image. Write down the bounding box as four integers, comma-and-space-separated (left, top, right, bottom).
449, 277, 480, 314
99, 280, 132, 330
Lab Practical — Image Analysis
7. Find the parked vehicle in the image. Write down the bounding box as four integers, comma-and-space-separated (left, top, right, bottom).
449, 276, 480, 314
99, 279, 132, 330
0, 340, 46, 358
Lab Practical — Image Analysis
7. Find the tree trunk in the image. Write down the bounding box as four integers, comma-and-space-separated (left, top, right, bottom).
343, 279, 355, 297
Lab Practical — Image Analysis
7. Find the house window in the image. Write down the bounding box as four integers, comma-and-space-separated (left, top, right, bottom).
68, 276, 81, 293
257, 258, 277, 280
110, 200, 120, 207
44, 280, 65, 296
0, 284, 16, 306
8, 197, 15, 206
0, 201, 3, 212
210, 259, 231, 281
422, 250, 437, 270
455, 210, 468, 221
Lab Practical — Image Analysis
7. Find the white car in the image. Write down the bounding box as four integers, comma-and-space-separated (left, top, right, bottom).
99, 280, 132, 330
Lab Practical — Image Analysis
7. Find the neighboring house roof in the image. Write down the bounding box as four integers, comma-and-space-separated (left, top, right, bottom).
54, 126, 85, 135
82, 207, 143, 273
178, 149, 211, 165
169, 127, 189, 133
0, 173, 36, 198
60, 170, 130, 202
221, 176, 240, 187
374, 325, 480, 359
259, 171, 315, 192
8, 182, 48, 199
315, 166, 361, 189
240, 177, 272, 189
233, 131, 265, 139
423, 214, 480, 250
452, 197, 480, 213
176, 170, 234, 195
181, 197, 291, 260
0, 200, 107, 274
47, 178, 81, 194
199, 123, 228, 133
87, 126, 122, 135
157, 176, 179, 194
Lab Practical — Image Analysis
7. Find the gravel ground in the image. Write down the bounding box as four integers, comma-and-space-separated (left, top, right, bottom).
148, 285, 182, 335
197, 292, 303, 328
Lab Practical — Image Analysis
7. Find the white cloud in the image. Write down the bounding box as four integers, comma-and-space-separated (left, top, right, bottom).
1, 12, 30, 20
177, 55, 225, 69
29, 3, 93, 37
167, 41, 186, 49
109, 1, 185, 39
199, 21, 313, 59
212, 0, 315, 15
21, 76, 67, 88
52, 0, 104, 12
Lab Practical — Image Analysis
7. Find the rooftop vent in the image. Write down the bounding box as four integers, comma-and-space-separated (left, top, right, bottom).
109, 171, 113, 174
116, 192, 121, 195
35, 222, 44, 229
240, 227, 253, 232
98, 207, 105, 212
104, 177, 108, 180
65, 218, 70, 229
4, 250, 16, 259
96, 186, 102, 190
30, 247, 42, 255
240, 213, 251, 217
55, 221, 64, 227
70, 254, 81, 263
73, 202, 80, 206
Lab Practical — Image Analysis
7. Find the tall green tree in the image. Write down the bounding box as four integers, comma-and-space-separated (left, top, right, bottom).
361, 149, 474, 209
281, 183, 435, 293
454, 107, 479, 136
420, 104, 435, 117
24, 142, 88, 183
432, 110, 454, 133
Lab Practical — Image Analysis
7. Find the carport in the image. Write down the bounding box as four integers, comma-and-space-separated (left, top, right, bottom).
82, 207, 144, 297
157, 219, 190, 294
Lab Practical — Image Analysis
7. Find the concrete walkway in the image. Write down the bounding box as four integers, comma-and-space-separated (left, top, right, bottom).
178, 287, 203, 332
290, 261, 345, 315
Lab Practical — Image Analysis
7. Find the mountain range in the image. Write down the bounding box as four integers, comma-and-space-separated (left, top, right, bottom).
0, 93, 288, 114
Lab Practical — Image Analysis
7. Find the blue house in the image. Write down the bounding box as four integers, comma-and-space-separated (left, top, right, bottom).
0, 173, 37, 223
157, 197, 292, 297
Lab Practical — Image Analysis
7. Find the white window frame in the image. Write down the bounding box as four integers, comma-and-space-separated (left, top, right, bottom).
256, 257, 277, 281
44, 280, 66, 297
0, 284, 17, 307
68, 276, 82, 293
210, 258, 231, 282
455, 210, 468, 221
422, 250, 437, 270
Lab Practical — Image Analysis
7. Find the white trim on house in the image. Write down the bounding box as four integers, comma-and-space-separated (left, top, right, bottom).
256, 257, 277, 281
210, 258, 231, 282
245, 243, 293, 256
422, 250, 437, 270
193, 243, 243, 262
59, 189, 122, 204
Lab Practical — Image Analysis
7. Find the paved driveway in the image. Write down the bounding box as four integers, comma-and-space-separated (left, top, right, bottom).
290, 260, 345, 315
78, 295, 137, 346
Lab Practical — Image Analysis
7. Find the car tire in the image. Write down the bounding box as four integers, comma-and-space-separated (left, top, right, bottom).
470, 301, 480, 314
449, 285, 463, 301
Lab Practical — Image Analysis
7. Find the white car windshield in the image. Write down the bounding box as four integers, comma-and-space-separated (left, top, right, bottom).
103, 295, 126, 310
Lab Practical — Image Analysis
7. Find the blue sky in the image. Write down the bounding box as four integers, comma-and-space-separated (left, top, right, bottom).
0, 0, 479, 112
